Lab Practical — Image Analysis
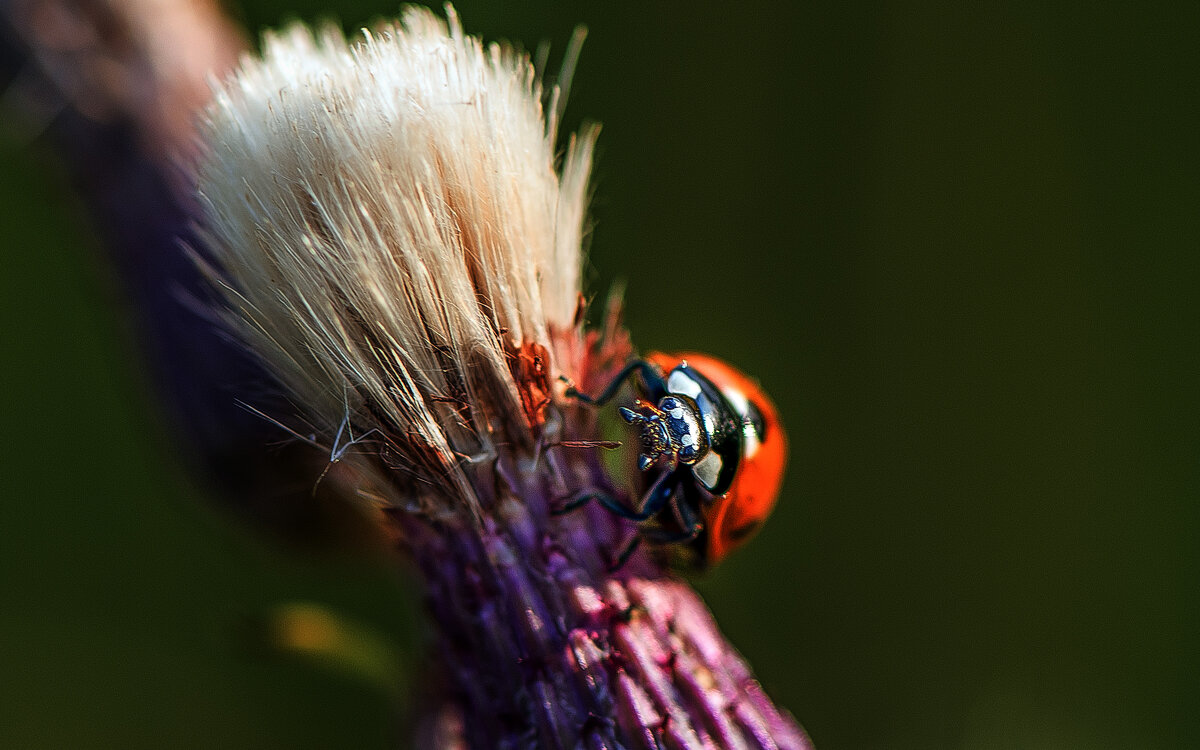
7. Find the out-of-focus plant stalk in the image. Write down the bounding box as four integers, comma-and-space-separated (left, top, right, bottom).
1, 3, 813, 748
0, 0, 304, 519
0, 0, 378, 544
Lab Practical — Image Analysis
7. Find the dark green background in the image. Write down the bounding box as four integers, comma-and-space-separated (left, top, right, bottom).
2, 2, 1197, 747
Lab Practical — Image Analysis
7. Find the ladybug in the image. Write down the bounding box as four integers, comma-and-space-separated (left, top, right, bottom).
563, 352, 787, 565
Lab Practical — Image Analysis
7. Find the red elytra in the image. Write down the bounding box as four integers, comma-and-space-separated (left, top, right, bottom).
643, 352, 788, 563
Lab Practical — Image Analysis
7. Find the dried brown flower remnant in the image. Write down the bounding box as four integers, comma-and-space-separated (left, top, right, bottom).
506, 340, 554, 428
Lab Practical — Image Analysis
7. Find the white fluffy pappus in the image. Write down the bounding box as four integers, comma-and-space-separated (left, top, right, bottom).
195, 6, 597, 513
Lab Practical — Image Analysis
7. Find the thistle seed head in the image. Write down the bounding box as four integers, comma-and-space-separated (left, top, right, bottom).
195, 6, 596, 517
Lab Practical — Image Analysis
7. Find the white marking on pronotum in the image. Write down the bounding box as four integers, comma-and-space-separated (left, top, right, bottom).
721, 387, 750, 417
668, 371, 702, 399
694, 452, 723, 490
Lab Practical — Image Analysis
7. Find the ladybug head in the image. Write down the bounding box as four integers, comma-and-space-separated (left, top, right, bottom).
619, 395, 709, 470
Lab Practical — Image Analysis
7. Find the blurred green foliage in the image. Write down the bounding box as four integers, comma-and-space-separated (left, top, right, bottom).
2, 1, 1198, 748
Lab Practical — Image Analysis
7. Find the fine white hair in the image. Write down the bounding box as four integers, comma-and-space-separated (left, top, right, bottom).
195, 6, 597, 513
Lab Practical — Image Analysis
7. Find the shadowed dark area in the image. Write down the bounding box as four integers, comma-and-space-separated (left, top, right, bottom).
1, 1, 1197, 747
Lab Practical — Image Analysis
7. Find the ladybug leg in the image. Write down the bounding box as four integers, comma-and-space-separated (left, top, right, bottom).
640, 524, 702, 545
607, 535, 643, 572
603, 479, 697, 572
553, 470, 680, 522
623, 469, 680, 521
642, 485, 705, 545
640, 503, 703, 545
675, 496, 706, 541
564, 359, 667, 406
607, 493, 702, 572
551, 491, 644, 519
551, 492, 600, 515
